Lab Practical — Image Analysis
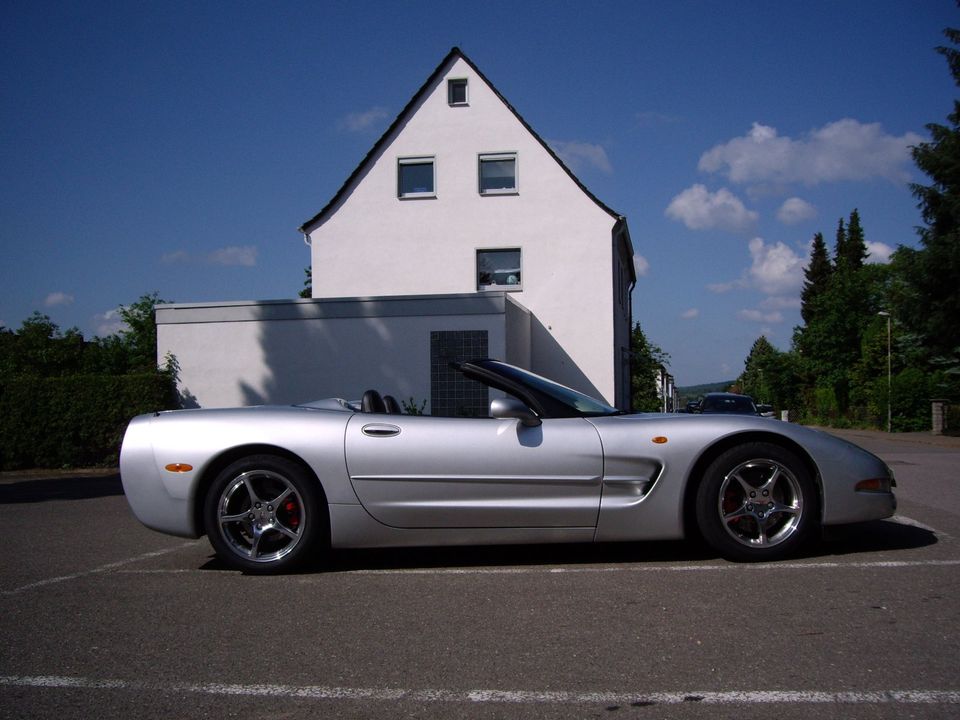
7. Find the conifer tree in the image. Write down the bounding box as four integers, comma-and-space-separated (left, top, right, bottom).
833, 218, 847, 267
843, 209, 868, 269
897, 25, 960, 358
800, 232, 832, 323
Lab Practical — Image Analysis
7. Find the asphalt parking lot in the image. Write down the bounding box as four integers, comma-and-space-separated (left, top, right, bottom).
1, 429, 959, 719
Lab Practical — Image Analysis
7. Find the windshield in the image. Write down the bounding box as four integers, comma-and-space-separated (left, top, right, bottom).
482, 361, 621, 416
701, 395, 757, 414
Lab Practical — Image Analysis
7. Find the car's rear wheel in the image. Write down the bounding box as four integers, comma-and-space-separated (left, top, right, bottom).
204, 455, 323, 573
695, 442, 817, 562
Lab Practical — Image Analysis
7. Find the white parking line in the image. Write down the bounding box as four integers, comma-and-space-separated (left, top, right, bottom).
0, 675, 957, 706
0, 541, 201, 596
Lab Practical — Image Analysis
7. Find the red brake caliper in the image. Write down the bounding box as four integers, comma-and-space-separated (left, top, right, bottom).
284, 499, 300, 528
723, 488, 740, 526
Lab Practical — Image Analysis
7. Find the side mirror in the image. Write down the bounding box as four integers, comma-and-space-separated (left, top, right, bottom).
490, 397, 541, 427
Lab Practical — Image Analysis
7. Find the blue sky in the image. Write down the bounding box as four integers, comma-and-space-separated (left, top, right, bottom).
1, 0, 955, 386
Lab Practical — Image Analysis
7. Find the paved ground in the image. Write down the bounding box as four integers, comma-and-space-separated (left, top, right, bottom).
1, 429, 958, 718
813, 426, 960, 449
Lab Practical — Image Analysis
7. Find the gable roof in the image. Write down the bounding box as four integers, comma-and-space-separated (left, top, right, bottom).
299, 47, 626, 236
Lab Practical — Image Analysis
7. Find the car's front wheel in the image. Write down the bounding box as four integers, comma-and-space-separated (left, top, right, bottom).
695, 442, 817, 562
204, 455, 323, 573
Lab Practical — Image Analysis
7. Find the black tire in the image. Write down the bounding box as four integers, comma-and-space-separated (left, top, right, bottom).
695, 442, 817, 562
204, 454, 324, 574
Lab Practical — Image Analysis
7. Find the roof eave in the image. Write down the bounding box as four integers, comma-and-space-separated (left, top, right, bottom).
298, 47, 464, 235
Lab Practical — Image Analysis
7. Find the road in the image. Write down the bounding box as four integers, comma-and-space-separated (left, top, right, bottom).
1, 429, 958, 719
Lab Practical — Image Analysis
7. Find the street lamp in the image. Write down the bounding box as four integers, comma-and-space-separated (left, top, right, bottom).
878, 311, 891, 433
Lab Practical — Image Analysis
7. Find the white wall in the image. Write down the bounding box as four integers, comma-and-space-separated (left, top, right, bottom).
306, 55, 622, 402
157, 295, 520, 409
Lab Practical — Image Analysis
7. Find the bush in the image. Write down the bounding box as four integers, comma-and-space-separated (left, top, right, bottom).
0, 372, 178, 469
889, 367, 931, 431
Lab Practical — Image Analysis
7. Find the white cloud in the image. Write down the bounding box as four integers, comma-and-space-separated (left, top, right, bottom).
747, 237, 804, 296
209, 245, 257, 267
681, 308, 699, 319
699, 120, 923, 187
633, 254, 650, 276
163, 246, 258, 266
550, 140, 613, 174
738, 308, 784, 323
706, 240, 804, 329
707, 279, 746, 293
340, 107, 389, 133
760, 295, 801, 310
161, 250, 189, 264
776, 197, 817, 225
94, 309, 125, 337
866, 241, 895, 264
665, 184, 758, 234
44, 292, 74, 307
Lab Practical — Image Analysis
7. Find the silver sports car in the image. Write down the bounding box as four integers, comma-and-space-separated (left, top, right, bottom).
120, 360, 896, 573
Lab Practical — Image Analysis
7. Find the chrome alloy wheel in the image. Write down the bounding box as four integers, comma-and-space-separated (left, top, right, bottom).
216, 469, 305, 563
717, 458, 803, 548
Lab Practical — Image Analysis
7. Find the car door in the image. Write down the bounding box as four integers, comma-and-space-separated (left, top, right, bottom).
344, 413, 603, 528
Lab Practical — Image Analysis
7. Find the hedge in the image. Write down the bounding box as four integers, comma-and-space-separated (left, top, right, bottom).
0, 373, 178, 469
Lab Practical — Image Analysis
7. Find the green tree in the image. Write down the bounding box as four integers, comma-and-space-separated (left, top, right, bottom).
738, 336, 777, 403
840, 208, 868, 270
822, 211, 874, 412
738, 336, 803, 412
832, 218, 847, 268
299, 267, 312, 299
897, 24, 960, 361
792, 210, 888, 419
0, 313, 85, 378
116, 292, 168, 372
629, 322, 670, 412
800, 232, 832, 324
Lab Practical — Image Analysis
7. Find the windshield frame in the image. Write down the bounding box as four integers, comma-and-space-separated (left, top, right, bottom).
459, 359, 622, 418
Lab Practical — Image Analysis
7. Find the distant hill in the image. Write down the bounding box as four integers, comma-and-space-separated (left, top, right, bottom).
676, 381, 735, 404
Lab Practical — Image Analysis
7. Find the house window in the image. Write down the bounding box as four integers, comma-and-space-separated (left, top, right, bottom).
447, 78, 468, 106
477, 248, 522, 290
479, 153, 517, 194
398, 157, 435, 198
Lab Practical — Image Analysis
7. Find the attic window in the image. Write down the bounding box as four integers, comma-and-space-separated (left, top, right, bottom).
398, 157, 435, 198
448, 78, 468, 106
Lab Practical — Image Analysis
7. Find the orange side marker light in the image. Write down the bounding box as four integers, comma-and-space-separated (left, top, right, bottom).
652, 436, 668, 444
164, 463, 194, 473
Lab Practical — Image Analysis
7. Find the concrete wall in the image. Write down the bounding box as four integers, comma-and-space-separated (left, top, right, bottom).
157, 293, 527, 409
305, 55, 623, 403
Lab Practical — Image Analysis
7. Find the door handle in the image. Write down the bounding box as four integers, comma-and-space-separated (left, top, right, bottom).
361, 423, 401, 437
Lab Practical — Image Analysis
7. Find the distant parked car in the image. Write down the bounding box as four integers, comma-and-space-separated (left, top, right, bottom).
699, 392, 759, 416
756, 403, 777, 418
685, 400, 701, 414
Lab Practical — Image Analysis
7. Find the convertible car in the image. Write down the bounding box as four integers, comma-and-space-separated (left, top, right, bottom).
120, 360, 896, 573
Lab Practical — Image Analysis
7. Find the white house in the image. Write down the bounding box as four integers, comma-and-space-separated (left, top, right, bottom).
158, 48, 635, 412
